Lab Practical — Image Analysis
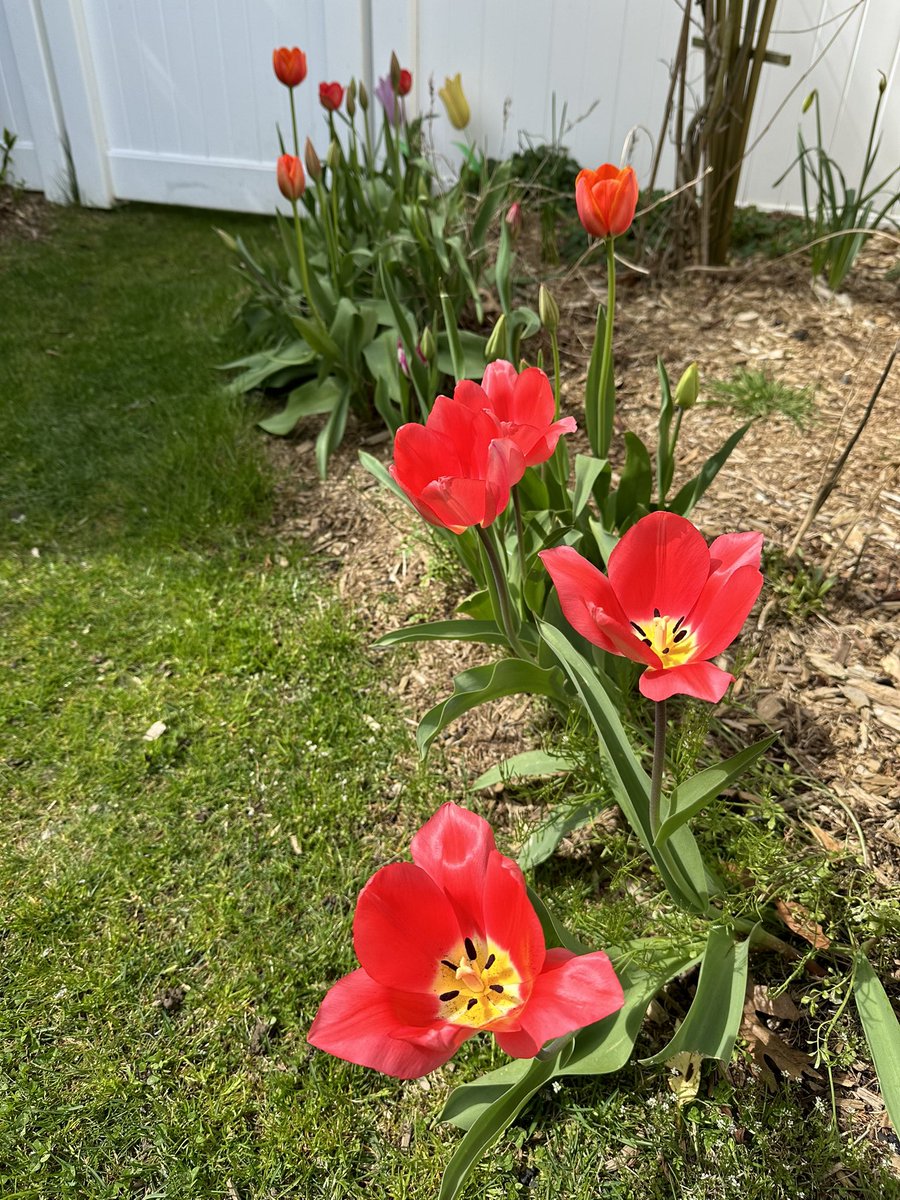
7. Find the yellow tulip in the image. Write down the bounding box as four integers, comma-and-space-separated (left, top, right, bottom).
439, 73, 470, 130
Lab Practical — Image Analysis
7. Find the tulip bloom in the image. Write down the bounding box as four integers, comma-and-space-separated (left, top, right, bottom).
398, 68, 413, 96
453, 361, 576, 470
319, 81, 344, 111
540, 512, 763, 703
439, 73, 470, 130
575, 164, 639, 239
308, 804, 624, 1078
390, 395, 523, 533
276, 154, 305, 201
375, 75, 399, 124
272, 46, 307, 88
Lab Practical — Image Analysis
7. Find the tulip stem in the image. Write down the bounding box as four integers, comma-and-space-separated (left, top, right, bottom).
512, 486, 528, 602
290, 200, 326, 333
288, 89, 300, 159
597, 236, 617, 459
477, 526, 530, 661
649, 699, 667, 839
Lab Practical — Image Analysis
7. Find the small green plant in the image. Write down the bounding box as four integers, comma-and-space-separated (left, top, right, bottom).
707, 368, 814, 427
763, 546, 836, 620
0, 126, 18, 188
776, 75, 900, 291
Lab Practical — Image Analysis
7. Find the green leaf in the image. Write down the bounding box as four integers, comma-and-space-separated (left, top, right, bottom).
417, 658, 567, 757
656, 359, 675, 505
518, 797, 610, 870
853, 952, 900, 1134
457, 589, 493, 620
526, 887, 591, 955
669, 423, 752, 518
573, 455, 611, 518
641, 926, 750, 1064
472, 750, 575, 790
314, 386, 349, 478
439, 1058, 532, 1131
376, 620, 506, 648
494, 221, 513, 315
584, 304, 607, 454
655, 735, 777, 848
614, 432, 653, 530
436, 329, 489, 381
257, 376, 342, 436
440, 292, 466, 384
290, 313, 340, 362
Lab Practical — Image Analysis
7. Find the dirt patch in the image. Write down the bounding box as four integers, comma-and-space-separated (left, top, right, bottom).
0, 187, 55, 244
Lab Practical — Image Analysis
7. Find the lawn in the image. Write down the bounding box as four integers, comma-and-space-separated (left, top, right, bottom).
1, 203, 898, 1200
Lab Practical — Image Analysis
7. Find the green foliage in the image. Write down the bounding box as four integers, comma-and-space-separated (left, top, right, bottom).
707, 368, 815, 427
0, 126, 18, 188
763, 546, 836, 621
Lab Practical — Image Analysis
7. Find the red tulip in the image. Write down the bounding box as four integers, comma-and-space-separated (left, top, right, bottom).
575, 163, 639, 239
276, 154, 305, 201
319, 81, 344, 111
398, 68, 413, 96
272, 46, 307, 88
307, 803, 624, 1078
390, 395, 524, 533
540, 511, 763, 703
453, 361, 576, 469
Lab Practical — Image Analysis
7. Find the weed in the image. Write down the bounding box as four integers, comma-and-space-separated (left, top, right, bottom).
763, 546, 837, 620
707, 369, 815, 428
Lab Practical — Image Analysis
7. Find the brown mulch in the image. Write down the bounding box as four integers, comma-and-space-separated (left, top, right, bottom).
0, 187, 54, 243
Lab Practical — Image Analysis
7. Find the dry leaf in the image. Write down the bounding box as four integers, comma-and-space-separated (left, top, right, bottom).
773, 898, 832, 950
805, 821, 843, 854
666, 1051, 702, 1106
749, 983, 801, 1022
741, 999, 819, 1087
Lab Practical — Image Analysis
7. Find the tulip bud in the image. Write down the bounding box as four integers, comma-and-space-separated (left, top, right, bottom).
674, 362, 700, 410
276, 153, 306, 202
538, 284, 559, 334
505, 201, 522, 239
484, 314, 508, 361
326, 139, 340, 170
878, 71, 887, 94
802, 90, 817, 113
390, 51, 402, 93
397, 339, 410, 378
358, 81, 369, 111
304, 138, 322, 182
346, 78, 357, 117
419, 326, 436, 362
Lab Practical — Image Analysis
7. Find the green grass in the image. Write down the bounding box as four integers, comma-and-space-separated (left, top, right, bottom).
706, 369, 815, 428
1, 203, 899, 1199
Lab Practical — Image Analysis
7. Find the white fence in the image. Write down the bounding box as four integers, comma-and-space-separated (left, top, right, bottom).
2, 0, 899, 216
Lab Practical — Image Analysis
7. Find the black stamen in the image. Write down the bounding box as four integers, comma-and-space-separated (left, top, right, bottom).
673, 616, 685, 633
642, 638, 653, 647
490, 984, 504, 994
439, 990, 459, 1002
441, 959, 457, 971
484, 953, 495, 970
662, 648, 670, 655
464, 937, 477, 961
629, 620, 645, 637
674, 629, 688, 644
653, 608, 660, 618
466, 998, 478, 1011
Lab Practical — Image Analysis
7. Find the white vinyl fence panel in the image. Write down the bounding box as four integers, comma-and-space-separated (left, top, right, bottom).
1, 0, 898, 220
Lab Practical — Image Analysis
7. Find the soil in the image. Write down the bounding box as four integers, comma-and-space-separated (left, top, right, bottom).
0, 186, 54, 243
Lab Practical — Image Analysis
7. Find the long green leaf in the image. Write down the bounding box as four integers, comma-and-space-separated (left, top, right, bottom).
641, 926, 750, 1064
854, 952, 900, 1134
314, 386, 349, 478
417, 658, 567, 757
614, 432, 652, 530
376, 620, 506, 648
257, 376, 341, 436
517, 797, 610, 871
472, 750, 575, 790
669, 422, 752, 517
655, 735, 777, 848
583, 304, 606, 455
656, 359, 675, 505
573, 455, 610, 518
439, 1058, 531, 1132
440, 292, 466, 384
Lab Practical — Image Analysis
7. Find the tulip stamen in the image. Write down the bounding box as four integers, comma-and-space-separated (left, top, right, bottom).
484, 953, 495, 969
490, 984, 504, 994
466, 998, 478, 1011
464, 937, 477, 961
439, 990, 459, 1001
441, 959, 458, 971
630, 620, 646, 636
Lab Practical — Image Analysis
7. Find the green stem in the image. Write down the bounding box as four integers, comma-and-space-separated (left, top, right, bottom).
476, 526, 530, 661
288, 88, 300, 159
649, 699, 667, 839
550, 329, 561, 418
512, 486, 528, 602
597, 235, 617, 458
291, 199, 325, 332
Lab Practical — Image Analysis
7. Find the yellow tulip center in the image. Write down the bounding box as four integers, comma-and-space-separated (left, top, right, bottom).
630, 610, 697, 668
434, 936, 523, 1028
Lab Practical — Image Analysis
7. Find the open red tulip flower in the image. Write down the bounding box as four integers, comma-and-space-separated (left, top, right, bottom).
453, 361, 576, 469
390, 395, 524, 534
307, 803, 624, 1079
575, 163, 639, 239
319, 81, 344, 111
540, 511, 763, 703
272, 46, 307, 88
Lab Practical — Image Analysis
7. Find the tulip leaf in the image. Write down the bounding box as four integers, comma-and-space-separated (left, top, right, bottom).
438, 1058, 532, 1131
417, 659, 567, 757
290, 313, 341, 363
436, 330, 489, 380
440, 292, 466, 384
584, 304, 607, 455
517, 796, 611, 871
358, 450, 412, 508
853, 952, 900, 1134
641, 925, 750, 1065
526, 887, 591, 956
655, 735, 777, 849
314, 385, 350, 479
471, 750, 575, 790
376, 620, 507, 648
494, 221, 513, 315
656, 358, 675, 506
572, 455, 611, 518
456, 589, 493, 620
257, 377, 342, 436
614, 432, 652, 531
669, 422, 752, 517
223, 340, 317, 393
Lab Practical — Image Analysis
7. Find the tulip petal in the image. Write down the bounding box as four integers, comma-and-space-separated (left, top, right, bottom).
392, 423, 462, 493
480, 361, 518, 419
353, 862, 463, 991
708, 531, 764, 578
411, 803, 495, 937
480, 852, 545, 983
492, 951, 624, 1058
510, 367, 556, 428
420, 476, 493, 531
607, 511, 710, 624
689, 563, 763, 659
307, 969, 469, 1079
639, 659, 734, 703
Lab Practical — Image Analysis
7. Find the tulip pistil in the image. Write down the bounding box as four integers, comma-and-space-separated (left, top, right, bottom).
435, 938, 523, 1027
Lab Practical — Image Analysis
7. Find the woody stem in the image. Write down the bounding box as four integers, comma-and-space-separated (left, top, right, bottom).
649, 699, 667, 839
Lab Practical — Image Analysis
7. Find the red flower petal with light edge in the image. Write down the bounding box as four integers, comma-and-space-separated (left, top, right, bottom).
307, 969, 469, 1078
639, 659, 734, 704
480, 852, 545, 983
607, 511, 710, 623
411, 803, 495, 934
493, 950, 624, 1058
708, 531, 764, 578
353, 862, 464, 992
685, 562, 763, 660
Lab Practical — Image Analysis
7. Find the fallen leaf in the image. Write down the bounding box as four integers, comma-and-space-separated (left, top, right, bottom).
741, 999, 819, 1087
748, 983, 801, 1022
805, 821, 843, 854
143, 720, 167, 742
773, 898, 831, 950
666, 1051, 702, 1106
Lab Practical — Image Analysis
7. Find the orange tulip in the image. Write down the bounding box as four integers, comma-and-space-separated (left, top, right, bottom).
575, 164, 639, 239
272, 46, 307, 88
277, 154, 306, 201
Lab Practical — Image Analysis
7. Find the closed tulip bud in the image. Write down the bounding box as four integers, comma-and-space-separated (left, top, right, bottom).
419, 326, 436, 362
276, 154, 305, 201
390, 51, 402, 93
319, 81, 344, 112
326, 139, 340, 170
674, 362, 700, 410
484, 314, 508, 361
439, 74, 470, 130
304, 138, 322, 182
878, 71, 887, 94
358, 81, 369, 111
802, 90, 817, 113
398, 68, 413, 97
346, 79, 357, 117
505, 201, 522, 239
539, 284, 559, 334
